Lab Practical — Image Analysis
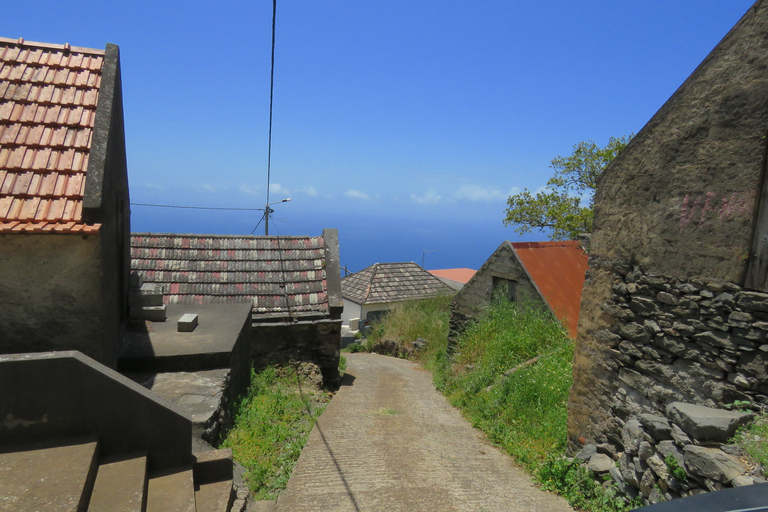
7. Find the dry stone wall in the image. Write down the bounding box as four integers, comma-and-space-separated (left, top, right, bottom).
599, 266, 768, 417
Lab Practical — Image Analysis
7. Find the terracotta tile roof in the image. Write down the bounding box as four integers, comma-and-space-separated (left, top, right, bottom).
342, 262, 454, 305
510, 240, 588, 338
428, 268, 476, 284
131, 233, 332, 319
0, 37, 104, 234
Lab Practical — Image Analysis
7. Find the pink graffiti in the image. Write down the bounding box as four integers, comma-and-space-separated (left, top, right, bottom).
679, 191, 754, 230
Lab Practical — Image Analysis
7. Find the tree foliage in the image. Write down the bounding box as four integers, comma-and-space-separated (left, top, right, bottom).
503, 136, 632, 241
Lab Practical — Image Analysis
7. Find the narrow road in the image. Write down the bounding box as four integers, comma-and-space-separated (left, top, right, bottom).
275, 353, 573, 512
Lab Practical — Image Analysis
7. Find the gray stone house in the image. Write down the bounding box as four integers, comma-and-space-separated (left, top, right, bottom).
568, 0, 768, 502
450, 241, 588, 344
0, 37, 130, 367
130, 229, 343, 385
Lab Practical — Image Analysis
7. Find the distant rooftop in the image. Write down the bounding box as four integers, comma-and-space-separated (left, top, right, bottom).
429, 268, 476, 284
0, 37, 105, 234
342, 262, 454, 305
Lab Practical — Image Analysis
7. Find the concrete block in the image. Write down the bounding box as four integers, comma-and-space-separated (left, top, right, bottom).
349, 318, 360, 330
130, 305, 167, 322
129, 284, 165, 307
177, 314, 199, 332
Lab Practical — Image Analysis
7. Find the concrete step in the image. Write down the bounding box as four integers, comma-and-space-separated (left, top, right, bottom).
0, 437, 99, 512
146, 466, 196, 512
87, 453, 147, 512
194, 480, 234, 512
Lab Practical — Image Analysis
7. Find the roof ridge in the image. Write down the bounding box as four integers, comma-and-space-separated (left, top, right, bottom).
0, 37, 105, 55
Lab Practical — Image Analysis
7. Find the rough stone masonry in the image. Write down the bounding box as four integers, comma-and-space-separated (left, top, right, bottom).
568, 0, 768, 505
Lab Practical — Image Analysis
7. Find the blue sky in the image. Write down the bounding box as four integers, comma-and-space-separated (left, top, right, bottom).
3, 1, 757, 271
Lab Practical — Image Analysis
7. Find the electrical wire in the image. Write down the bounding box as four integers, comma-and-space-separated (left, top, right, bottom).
132, 202, 264, 211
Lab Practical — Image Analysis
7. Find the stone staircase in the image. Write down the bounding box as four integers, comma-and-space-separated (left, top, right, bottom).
0, 436, 235, 512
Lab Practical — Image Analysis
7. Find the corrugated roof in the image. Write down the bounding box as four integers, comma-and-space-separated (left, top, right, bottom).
342, 262, 454, 304
428, 268, 476, 284
131, 233, 331, 318
0, 37, 105, 234
511, 240, 588, 338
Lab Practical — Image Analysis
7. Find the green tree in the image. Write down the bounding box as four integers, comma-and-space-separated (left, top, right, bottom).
503, 136, 632, 241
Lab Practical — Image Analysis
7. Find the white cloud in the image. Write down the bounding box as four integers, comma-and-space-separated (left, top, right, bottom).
302, 186, 319, 197
144, 183, 164, 190
345, 189, 370, 200
508, 186, 521, 196
202, 184, 217, 192
410, 189, 442, 205
269, 183, 290, 196
238, 185, 260, 196
455, 184, 505, 202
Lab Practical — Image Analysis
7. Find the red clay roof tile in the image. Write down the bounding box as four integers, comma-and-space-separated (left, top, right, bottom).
0, 37, 105, 234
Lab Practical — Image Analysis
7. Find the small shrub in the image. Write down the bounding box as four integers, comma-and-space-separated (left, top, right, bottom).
538, 455, 641, 512
665, 454, 686, 482
733, 412, 768, 477
223, 364, 330, 499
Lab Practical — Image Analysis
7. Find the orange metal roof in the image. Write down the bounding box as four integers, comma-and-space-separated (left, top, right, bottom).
511, 241, 588, 338
0, 37, 104, 234
429, 268, 476, 284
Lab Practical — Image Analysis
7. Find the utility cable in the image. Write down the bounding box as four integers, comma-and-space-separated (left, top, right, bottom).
132, 202, 265, 211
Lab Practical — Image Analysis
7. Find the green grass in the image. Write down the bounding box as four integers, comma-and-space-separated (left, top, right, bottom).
429, 300, 574, 471
364, 294, 453, 357
368, 296, 639, 511
222, 364, 331, 499
733, 412, 768, 477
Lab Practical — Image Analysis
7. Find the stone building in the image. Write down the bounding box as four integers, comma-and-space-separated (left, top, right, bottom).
0, 38, 130, 367
450, 241, 588, 344
130, 229, 343, 386
568, 0, 768, 502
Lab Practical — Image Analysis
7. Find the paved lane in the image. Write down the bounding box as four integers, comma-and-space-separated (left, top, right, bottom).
275, 353, 573, 512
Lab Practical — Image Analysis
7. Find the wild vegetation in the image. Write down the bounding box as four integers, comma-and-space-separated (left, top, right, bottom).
223, 360, 342, 499
503, 135, 632, 240
364, 297, 640, 512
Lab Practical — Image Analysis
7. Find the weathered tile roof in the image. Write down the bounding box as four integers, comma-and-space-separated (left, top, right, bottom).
0, 37, 105, 234
511, 240, 588, 338
342, 262, 454, 305
131, 233, 334, 319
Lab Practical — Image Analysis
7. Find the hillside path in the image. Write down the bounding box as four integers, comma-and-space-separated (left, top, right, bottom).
275, 353, 573, 512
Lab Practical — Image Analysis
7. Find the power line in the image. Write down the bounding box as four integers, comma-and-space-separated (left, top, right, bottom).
132, 202, 265, 211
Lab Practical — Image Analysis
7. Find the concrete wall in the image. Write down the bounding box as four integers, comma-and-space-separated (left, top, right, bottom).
569, 0, 768, 457
449, 241, 544, 346
341, 299, 362, 326
0, 351, 192, 470
0, 234, 116, 364
252, 319, 342, 387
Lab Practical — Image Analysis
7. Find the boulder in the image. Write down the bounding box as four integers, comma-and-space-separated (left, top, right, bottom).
587, 453, 615, 473
666, 402, 753, 442
683, 445, 747, 482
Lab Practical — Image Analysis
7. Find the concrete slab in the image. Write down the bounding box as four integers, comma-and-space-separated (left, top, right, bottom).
88, 453, 147, 512
146, 466, 195, 512
0, 438, 98, 512
126, 369, 229, 442
123, 303, 251, 358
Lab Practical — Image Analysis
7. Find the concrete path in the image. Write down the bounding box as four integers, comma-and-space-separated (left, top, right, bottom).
275, 353, 573, 512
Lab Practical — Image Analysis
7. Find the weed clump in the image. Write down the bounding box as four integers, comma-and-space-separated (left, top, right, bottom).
223, 364, 331, 499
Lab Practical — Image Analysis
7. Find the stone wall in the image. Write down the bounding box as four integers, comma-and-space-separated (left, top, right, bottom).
0, 234, 118, 366
252, 318, 342, 387
575, 402, 759, 505
569, 0, 768, 467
